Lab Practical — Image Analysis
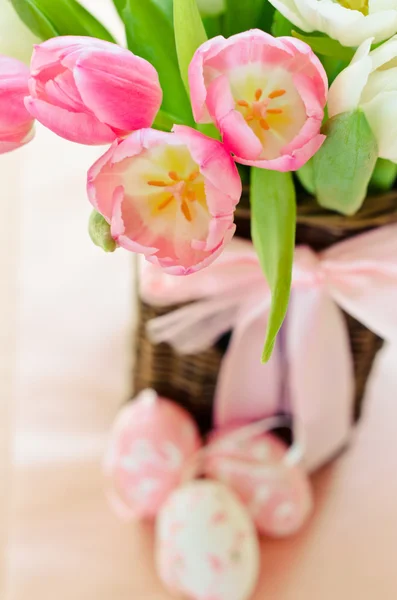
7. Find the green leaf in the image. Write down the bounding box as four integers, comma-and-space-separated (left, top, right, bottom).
202, 14, 223, 38
257, 2, 276, 33
124, 0, 193, 124
271, 10, 293, 36
122, 0, 174, 23
174, 0, 208, 94
292, 31, 354, 61
152, 0, 173, 23
10, 0, 58, 38
251, 169, 296, 362
224, 0, 264, 35
296, 160, 316, 195
321, 55, 349, 85
313, 110, 378, 215
369, 158, 397, 192
11, 0, 116, 41
153, 109, 184, 131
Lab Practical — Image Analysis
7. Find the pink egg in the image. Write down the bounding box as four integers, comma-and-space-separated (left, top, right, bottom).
204, 430, 313, 537
104, 389, 202, 519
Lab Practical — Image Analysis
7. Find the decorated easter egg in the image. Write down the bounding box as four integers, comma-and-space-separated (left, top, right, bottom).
104, 389, 202, 519
204, 431, 313, 538
156, 480, 260, 600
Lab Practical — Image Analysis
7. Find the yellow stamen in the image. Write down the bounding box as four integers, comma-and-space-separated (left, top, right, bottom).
260, 119, 270, 131
168, 171, 180, 181
148, 180, 167, 187
158, 195, 174, 210
237, 100, 249, 107
181, 199, 192, 222
188, 170, 200, 182
255, 88, 263, 101
268, 89, 286, 99
267, 108, 283, 115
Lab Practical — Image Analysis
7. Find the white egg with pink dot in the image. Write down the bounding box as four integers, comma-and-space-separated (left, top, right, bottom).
204, 430, 313, 538
156, 480, 260, 600
104, 389, 202, 519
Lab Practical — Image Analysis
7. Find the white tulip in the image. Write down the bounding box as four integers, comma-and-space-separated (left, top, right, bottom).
0, 0, 38, 63
269, 0, 397, 47
196, 0, 225, 16
328, 35, 397, 162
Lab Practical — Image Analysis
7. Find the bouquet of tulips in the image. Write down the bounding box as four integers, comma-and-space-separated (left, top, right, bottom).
2, 0, 397, 362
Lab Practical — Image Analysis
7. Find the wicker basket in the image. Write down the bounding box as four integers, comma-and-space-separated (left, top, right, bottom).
134, 189, 397, 434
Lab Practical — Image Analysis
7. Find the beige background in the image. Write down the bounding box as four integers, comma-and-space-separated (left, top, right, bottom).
1, 2, 397, 598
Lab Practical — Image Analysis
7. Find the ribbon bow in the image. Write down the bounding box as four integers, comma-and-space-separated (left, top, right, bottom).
140, 224, 397, 472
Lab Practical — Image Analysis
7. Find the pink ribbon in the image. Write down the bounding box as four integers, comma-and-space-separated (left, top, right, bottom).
140, 224, 397, 472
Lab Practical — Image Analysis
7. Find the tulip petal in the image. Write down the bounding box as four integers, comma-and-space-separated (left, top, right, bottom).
25, 96, 116, 145
362, 67, 397, 105
236, 134, 325, 172
369, 34, 397, 71
112, 188, 233, 276
74, 50, 162, 130
30, 36, 110, 73
0, 56, 35, 154
339, 11, 397, 46
328, 39, 373, 118
172, 124, 242, 212
362, 91, 397, 161
279, 37, 328, 104
87, 140, 121, 215
293, 0, 397, 46
221, 110, 264, 160
0, 124, 34, 154
267, 0, 314, 32
188, 35, 229, 123
278, 72, 324, 158
44, 69, 86, 112
0, 88, 33, 130
294, 0, 361, 42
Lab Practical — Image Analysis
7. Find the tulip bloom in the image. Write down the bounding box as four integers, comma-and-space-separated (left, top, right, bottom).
0, 55, 35, 155
25, 36, 162, 145
328, 36, 397, 163
87, 126, 242, 274
189, 30, 327, 172
267, 0, 397, 47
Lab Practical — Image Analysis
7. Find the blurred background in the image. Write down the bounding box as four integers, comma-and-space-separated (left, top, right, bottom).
2, 1, 397, 599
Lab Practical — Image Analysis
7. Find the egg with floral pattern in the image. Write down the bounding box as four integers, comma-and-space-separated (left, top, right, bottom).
156, 480, 260, 600
204, 431, 313, 538
104, 389, 202, 519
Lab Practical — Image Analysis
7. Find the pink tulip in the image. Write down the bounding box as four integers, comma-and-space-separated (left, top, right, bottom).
25, 36, 162, 145
0, 55, 34, 155
189, 30, 328, 171
87, 126, 242, 275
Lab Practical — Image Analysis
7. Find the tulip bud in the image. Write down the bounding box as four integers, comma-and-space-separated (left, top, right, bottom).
0, 0, 38, 63
88, 211, 117, 253
25, 36, 163, 145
